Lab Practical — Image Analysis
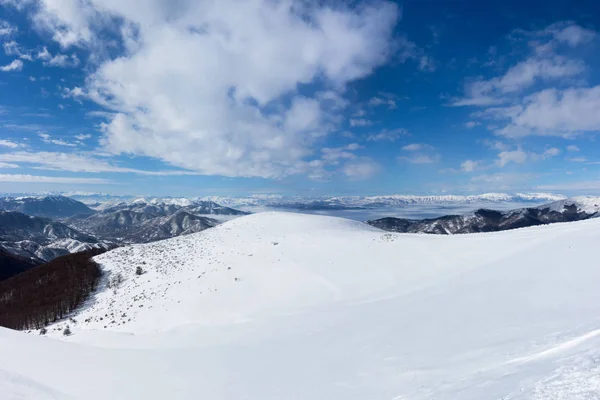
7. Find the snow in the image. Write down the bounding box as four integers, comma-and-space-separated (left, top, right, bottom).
2, 212, 600, 399
542, 196, 600, 214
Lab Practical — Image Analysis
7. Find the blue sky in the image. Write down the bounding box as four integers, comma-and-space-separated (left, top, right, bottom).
0, 0, 599, 197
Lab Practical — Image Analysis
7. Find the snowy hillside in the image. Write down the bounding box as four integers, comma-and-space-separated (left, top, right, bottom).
3, 212, 600, 399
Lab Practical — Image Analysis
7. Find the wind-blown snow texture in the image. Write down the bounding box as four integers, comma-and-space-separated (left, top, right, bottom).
2, 212, 600, 399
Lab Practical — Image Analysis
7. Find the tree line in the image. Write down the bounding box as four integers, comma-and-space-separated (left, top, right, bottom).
0, 248, 107, 330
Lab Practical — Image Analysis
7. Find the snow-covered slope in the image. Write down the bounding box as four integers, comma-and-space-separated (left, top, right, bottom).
3, 212, 600, 399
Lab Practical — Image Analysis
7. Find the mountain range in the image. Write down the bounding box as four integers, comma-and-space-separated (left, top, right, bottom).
0, 211, 112, 264
0, 196, 93, 218
0, 195, 248, 270
367, 197, 600, 234
199, 192, 566, 210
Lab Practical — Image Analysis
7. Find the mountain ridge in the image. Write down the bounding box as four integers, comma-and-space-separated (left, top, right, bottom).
367, 196, 600, 234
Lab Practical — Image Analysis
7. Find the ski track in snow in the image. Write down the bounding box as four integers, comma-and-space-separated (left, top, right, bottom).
2, 212, 600, 399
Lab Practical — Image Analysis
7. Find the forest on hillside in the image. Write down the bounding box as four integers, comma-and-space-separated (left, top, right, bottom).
0, 248, 107, 330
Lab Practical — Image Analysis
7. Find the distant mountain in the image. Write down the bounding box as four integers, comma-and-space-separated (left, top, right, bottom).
66, 198, 242, 243
200, 193, 566, 210
0, 195, 93, 218
0, 249, 35, 281
0, 211, 112, 263
367, 197, 600, 234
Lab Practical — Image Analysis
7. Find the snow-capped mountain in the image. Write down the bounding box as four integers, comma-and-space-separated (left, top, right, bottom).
7, 212, 600, 399
0, 195, 93, 218
0, 211, 112, 263
368, 196, 600, 234
200, 192, 566, 209
66, 199, 244, 243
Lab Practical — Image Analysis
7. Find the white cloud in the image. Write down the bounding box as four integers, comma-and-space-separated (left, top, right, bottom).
398, 144, 440, 164
418, 55, 436, 72
461, 160, 480, 172
568, 156, 588, 162
496, 149, 528, 167
0, 162, 19, 169
29, 76, 36, 81
534, 21, 596, 50
0, 59, 23, 72
75, 133, 92, 140
542, 147, 561, 157
366, 128, 407, 142
567, 145, 580, 152
0, 151, 204, 176
453, 56, 585, 106
402, 143, 433, 152
368, 96, 397, 109
465, 121, 480, 129
470, 172, 535, 190
37, 46, 80, 67
496, 146, 560, 166
10, 0, 400, 179
0, 20, 17, 36
0, 174, 112, 184
453, 22, 600, 140
398, 154, 440, 164
320, 143, 361, 163
341, 159, 380, 180
496, 86, 600, 137
0, 139, 23, 148
38, 131, 78, 147
3, 40, 33, 60
349, 118, 373, 127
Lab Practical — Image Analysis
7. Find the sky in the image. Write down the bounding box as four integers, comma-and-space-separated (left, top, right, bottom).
0, 0, 599, 197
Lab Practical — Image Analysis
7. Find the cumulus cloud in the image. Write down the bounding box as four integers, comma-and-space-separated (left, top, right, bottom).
3, 40, 33, 60
567, 145, 580, 152
0, 59, 23, 71
37, 46, 80, 67
496, 86, 600, 137
453, 56, 585, 106
454, 22, 600, 139
8, 0, 400, 179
